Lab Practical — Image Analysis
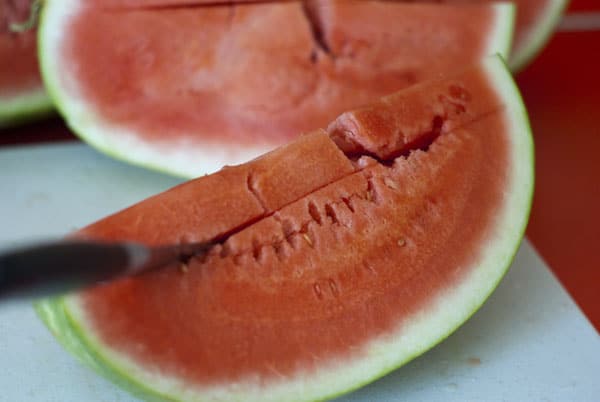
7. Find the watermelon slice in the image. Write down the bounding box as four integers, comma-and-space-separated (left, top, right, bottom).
39, 0, 515, 176
0, 0, 52, 127
37, 55, 533, 401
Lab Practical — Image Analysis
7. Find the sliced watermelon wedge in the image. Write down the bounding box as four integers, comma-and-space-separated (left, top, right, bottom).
37, 55, 533, 402
39, 0, 514, 177
0, 0, 53, 127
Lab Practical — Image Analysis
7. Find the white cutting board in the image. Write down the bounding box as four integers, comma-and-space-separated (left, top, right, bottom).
0, 143, 598, 402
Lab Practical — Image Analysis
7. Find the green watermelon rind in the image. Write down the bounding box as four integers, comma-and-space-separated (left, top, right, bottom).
38, 0, 516, 179
509, 0, 570, 71
36, 299, 174, 402
35, 54, 534, 402
0, 88, 54, 128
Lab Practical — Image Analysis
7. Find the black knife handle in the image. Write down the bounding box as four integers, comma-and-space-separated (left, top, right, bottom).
0, 241, 147, 300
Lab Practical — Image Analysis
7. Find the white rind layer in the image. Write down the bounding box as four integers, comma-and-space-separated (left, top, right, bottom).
39, 0, 515, 178
0, 87, 53, 128
510, 0, 569, 71
39, 55, 534, 402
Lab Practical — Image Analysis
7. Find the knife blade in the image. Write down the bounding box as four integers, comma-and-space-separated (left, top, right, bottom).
0, 239, 213, 300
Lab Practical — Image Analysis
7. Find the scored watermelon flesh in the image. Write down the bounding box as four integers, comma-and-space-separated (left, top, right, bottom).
81, 130, 356, 245
80, 117, 507, 383
38, 56, 533, 402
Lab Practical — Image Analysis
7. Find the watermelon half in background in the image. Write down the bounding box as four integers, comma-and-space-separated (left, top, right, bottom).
80, 0, 568, 71
37, 55, 534, 402
39, 0, 515, 177
0, 0, 52, 127
508, 0, 570, 71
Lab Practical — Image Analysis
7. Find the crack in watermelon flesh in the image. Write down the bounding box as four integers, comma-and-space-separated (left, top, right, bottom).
60, 0, 565, 69
36, 56, 534, 402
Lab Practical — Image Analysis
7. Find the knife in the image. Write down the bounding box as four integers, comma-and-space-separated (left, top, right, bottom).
0, 239, 214, 300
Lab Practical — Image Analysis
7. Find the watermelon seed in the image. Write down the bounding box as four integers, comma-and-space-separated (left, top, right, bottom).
302, 233, 313, 247
366, 178, 378, 203
328, 278, 339, 297
384, 177, 399, 190
179, 263, 188, 274
313, 283, 323, 300
397, 238, 406, 247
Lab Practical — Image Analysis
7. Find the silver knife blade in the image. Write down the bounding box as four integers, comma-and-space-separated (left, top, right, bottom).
0, 239, 213, 300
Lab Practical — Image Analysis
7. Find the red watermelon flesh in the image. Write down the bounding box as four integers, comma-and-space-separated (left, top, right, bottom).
41, 0, 513, 176
82, 0, 567, 71
38, 56, 533, 401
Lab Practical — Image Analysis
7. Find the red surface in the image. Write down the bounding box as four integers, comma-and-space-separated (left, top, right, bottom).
517, 28, 600, 331
567, 0, 599, 12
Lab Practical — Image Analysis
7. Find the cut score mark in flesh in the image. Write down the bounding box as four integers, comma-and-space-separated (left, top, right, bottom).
150, 64, 503, 261
215, 73, 499, 262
